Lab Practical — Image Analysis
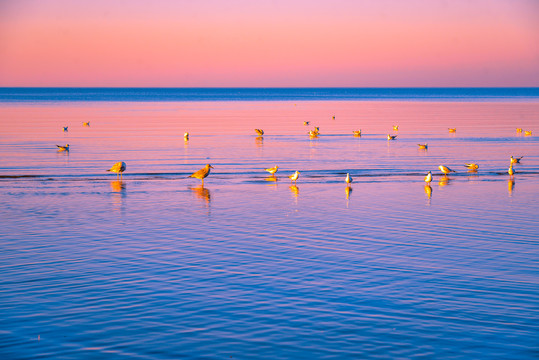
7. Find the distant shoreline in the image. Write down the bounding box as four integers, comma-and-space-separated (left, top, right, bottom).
1, 87, 538, 103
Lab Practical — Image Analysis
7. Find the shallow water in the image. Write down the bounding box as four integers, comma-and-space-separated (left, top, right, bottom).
1, 99, 538, 359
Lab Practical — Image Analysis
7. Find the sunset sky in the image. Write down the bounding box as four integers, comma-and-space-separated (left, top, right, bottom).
0, 0, 537, 87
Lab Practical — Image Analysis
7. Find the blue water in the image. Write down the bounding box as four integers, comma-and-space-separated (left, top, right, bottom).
1, 87, 538, 102
1, 97, 538, 359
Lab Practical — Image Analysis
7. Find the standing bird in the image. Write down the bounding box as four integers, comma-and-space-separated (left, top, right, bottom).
524, 130, 532, 136
417, 143, 428, 149
265, 165, 279, 175
464, 163, 479, 171
345, 173, 353, 186
424, 171, 432, 184
510, 156, 523, 164
303, 121, 310, 126
56, 144, 69, 151
439, 165, 456, 175
107, 161, 126, 179
393, 125, 399, 131
255, 129, 264, 136
448, 128, 456, 133
83, 121, 90, 127
387, 134, 397, 140
353, 130, 362, 137
63, 126, 68, 132
289, 171, 300, 184
516, 128, 523, 133
184, 132, 189, 141
189, 164, 213, 186
508, 164, 515, 178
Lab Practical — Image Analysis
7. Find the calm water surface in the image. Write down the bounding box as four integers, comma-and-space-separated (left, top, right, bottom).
1, 98, 538, 359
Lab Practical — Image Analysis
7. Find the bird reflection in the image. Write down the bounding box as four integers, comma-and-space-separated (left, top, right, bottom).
438, 175, 450, 187
345, 186, 352, 199
345, 186, 352, 208
424, 185, 432, 206
110, 180, 126, 192
289, 185, 299, 203
255, 136, 263, 147
265, 175, 278, 183
508, 179, 515, 197
424, 184, 432, 197
189, 185, 211, 206
110, 181, 126, 212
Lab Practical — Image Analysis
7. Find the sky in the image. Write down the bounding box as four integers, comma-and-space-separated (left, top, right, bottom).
0, 0, 538, 87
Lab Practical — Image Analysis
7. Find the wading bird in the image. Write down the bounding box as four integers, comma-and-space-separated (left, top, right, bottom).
510, 156, 523, 164
265, 165, 279, 175
439, 165, 456, 175
464, 163, 479, 171
189, 164, 213, 186
289, 171, 300, 184
107, 161, 126, 179
345, 173, 353, 186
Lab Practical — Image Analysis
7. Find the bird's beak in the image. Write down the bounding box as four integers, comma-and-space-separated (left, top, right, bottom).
209, 165, 214, 168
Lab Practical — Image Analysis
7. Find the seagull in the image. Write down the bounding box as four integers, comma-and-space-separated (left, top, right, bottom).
332, 115, 335, 120
418, 143, 428, 149
56, 144, 69, 151
83, 121, 90, 127
393, 125, 399, 131
189, 164, 213, 186
289, 171, 300, 183
63, 126, 68, 132
184, 132, 189, 140
448, 128, 456, 133
508, 164, 515, 178
309, 130, 319, 138
345, 173, 353, 186
464, 163, 479, 170
107, 161, 126, 179
524, 130, 532, 136
255, 129, 264, 136
265, 165, 279, 175
424, 171, 432, 183
510, 156, 523, 164
304, 121, 310, 126
353, 130, 362, 137
516, 128, 523, 133
439, 165, 456, 175
387, 134, 397, 140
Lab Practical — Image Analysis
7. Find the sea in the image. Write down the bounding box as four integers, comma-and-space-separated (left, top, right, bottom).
1, 88, 538, 359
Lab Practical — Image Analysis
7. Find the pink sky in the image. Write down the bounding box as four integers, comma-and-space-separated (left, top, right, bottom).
0, 0, 538, 87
